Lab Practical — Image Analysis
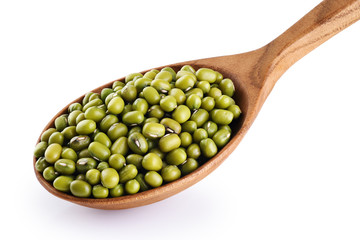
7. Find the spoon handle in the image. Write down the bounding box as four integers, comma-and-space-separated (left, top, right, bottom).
260, 0, 360, 97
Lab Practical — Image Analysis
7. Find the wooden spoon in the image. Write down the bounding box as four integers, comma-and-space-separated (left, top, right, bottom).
34, 0, 360, 209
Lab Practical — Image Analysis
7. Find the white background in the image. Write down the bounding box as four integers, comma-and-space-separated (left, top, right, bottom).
1, 0, 360, 239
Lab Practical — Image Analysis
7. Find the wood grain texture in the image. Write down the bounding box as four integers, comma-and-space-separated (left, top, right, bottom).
34, 0, 360, 209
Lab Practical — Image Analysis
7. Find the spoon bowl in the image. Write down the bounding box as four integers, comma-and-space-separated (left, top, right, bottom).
34, 0, 360, 209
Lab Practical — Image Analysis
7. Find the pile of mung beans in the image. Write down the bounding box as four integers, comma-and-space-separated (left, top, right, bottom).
34, 65, 241, 198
